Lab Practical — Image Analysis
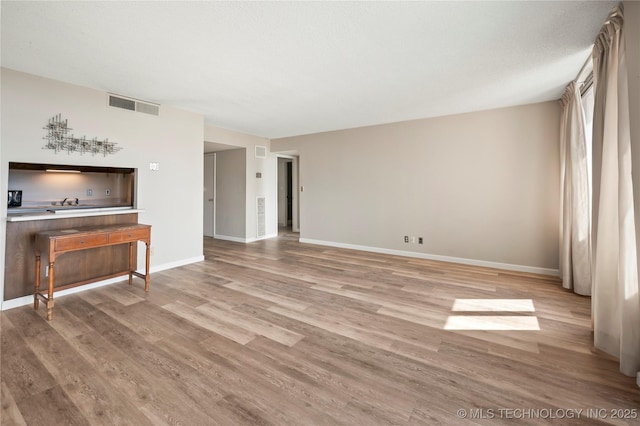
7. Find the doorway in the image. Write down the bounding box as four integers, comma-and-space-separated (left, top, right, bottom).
203, 153, 215, 237
286, 161, 293, 226
277, 155, 299, 233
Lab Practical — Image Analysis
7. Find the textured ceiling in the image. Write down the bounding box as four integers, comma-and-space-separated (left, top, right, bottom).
1, 1, 615, 139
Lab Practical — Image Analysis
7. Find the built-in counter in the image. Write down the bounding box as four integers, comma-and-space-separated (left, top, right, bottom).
4, 212, 145, 301
7, 207, 144, 222
4, 162, 142, 302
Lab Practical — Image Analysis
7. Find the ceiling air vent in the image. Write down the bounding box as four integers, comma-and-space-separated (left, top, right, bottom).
109, 95, 135, 111
135, 101, 159, 116
108, 94, 159, 116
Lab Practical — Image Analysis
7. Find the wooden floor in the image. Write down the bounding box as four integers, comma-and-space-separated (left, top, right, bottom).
2, 235, 639, 425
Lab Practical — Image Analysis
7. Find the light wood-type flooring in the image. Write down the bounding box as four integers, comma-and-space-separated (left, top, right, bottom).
2, 235, 639, 425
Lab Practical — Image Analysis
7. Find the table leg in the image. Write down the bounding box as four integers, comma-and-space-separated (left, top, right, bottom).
128, 242, 134, 285
145, 242, 150, 292
47, 262, 55, 321
34, 255, 41, 310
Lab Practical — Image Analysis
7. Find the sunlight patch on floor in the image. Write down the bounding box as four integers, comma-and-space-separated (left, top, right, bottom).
446, 298, 539, 330
451, 298, 535, 312
444, 315, 540, 331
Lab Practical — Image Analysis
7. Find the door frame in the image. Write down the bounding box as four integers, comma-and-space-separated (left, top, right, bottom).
203, 152, 216, 237
276, 154, 299, 232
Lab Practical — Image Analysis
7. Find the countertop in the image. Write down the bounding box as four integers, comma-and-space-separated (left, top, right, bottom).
6, 207, 144, 222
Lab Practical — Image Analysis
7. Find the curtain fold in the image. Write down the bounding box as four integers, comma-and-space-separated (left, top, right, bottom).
559, 83, 592, 295
591, 3, 640, 378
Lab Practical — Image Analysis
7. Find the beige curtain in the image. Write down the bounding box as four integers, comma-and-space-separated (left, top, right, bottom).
591, 4, 640, 378
559, 82, 592, 295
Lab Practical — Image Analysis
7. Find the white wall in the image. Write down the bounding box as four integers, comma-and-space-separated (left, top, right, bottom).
215, 148, 246, 239
204, 125, 277, 241
0, 68, 205, 303
272, 101, 561, 273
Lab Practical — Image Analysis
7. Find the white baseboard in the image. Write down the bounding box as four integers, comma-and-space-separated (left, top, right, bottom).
215, 233, 278, 243
1, 276, 129, 311
149, 255, 204, 273
299, 238, 559, 277
0, 255, 205, 311
214, 234, 247, 243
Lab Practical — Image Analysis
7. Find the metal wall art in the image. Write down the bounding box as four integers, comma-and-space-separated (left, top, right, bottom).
43, 114, 122, 156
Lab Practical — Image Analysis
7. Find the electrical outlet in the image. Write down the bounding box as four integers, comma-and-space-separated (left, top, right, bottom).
45, 265, 49, 277
411, 236, 416, 243
418, 237, 423, 244
105, 188, 111, 196
87, 189, 93, 196
404, 236, 409, 243
150, 247, 155, 256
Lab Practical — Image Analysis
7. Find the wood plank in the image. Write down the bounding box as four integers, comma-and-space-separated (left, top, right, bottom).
0, 322, 58, 402
196, 301, 304, 347
5, 307, 153, 426
1, 382, 28, 426
16, 385, 89, 426
224, 281, 311, 311
69, 329, 218, 425
163, 300, 256, 345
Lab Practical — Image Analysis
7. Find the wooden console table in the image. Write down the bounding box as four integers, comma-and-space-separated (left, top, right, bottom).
34, 223, 151, 320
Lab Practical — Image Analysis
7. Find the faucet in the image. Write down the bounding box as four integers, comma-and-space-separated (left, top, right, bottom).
59, 197, 79, 206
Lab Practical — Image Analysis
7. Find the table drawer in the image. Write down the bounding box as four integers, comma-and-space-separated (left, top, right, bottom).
108, 228, 149, 244
55, 234, 108, 251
